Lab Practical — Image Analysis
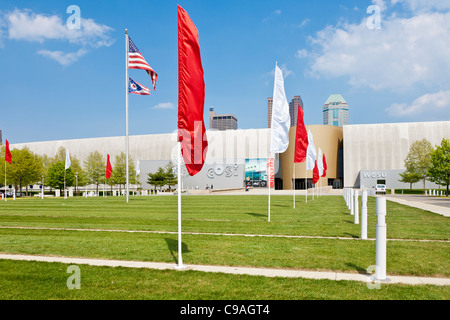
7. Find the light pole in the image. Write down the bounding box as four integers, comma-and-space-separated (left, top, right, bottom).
75, 173, 78, 197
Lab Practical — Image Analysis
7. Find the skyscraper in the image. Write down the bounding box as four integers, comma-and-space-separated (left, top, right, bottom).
268, 95, 303, 128
209, 108, 238, 131
323, 94, 349, 127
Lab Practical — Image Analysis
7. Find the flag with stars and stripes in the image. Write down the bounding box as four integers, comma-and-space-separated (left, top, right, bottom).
128, 36, 158, 91
129, 77, 151, 95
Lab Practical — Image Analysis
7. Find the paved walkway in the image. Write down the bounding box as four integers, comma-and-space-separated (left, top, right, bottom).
385, 194, 450, 217
0, 253, 448, 286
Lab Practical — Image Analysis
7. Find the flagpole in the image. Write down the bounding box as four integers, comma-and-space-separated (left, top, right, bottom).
176, 141, 185, 269
293, 163, 295, 209
305, 166, 307, 203
4, 161, 6, 202
125, 29, 129, 203
268, 157, 271, 222
64, 169, 66, 199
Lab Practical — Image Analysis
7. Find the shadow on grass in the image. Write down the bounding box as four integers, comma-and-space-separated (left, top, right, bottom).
246, 212, 267, 220
343, 232, 360, 239
164, 238, 190, 264
345, 262, 369, 275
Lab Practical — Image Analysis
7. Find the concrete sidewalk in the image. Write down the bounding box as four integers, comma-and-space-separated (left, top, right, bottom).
385, 195, 450, 217
1, 253, 448, 287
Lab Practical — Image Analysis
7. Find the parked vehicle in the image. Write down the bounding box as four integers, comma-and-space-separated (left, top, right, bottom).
375, 184, 386, 194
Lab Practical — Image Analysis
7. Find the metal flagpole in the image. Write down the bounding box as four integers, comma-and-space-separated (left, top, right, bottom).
125, 29, 129, 203
176, 141, 185, 269
305, 166, 307, 203
64, 169, 66, 199
293, 163, 295, 209
268, 157, 271, 222
4, 161, 6, 202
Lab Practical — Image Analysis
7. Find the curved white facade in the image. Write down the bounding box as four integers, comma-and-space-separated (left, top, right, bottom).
344, 121, 450, 188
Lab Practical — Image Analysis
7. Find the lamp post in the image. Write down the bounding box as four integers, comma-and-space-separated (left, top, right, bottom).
41, 175, 44, 200
75, 173, 78, 197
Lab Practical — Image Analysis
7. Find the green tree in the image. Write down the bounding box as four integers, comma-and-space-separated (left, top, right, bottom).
52, 147, 87, 187
398, 170, 421, 190
110, 152, 136, 193
164, 161, 178, 191
84, 151, 105, 194
5, 147, 43, 195
147, 167, 167, 192
428, 138, 450, 195
47, 162, 75, 193
403, 139, 433, 190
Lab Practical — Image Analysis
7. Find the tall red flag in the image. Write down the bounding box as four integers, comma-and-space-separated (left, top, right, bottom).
294, 106, 308, 163
313, 160, 319, 184
5, 140, 12, 164
177, 5, 208, 176
321, 154, 327, 177
106, 154, 112, 179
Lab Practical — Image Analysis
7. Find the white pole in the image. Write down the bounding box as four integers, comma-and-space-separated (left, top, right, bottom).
176, 142, 185, 269
293, 163, 295, 209
4, 162, 6, 202
64, 169, 67, 199
354, 189, 359, 224
361, 190, 368, 239
125, 29, 130, 204
268, 157, 271, 222
305, 167, 307, 203
350, 189, 354, 215
375, 197, 387, 281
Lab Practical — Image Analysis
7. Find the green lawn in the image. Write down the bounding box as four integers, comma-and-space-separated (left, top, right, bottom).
0, 195, 448, 300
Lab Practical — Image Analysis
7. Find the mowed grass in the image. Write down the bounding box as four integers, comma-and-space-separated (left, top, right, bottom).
0, 195, 449, 300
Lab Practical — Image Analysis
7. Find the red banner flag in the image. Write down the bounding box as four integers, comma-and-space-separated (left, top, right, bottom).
5, 139, 12, 164
177, 5, 208, 176
321, 153, 327, 177
313, 160, 319, 184
294, 106, 308, 163
106, 154, 112, 179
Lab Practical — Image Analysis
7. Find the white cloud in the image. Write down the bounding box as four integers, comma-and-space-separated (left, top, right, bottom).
266, 64, 294, 78
295, 49, 308, 58
391, 0, 450, 13
274, 10, 282, 15
153, 102, 175, 110
303, 9, 450, 91
37, 48, 88, 66
6, 9, 114, 47
386, 90, 450, 116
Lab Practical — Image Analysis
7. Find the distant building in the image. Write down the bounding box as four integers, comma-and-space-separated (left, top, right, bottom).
268, 95, 303, 128
323, 94, 349, 127
209, 108, 238, 131
0, 129, 2, 144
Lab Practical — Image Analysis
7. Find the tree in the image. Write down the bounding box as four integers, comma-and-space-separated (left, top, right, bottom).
84, 151, 105, 194
110, 152, 136, 193
403, 139, 433, 190
164, 161, 178, 191
428, 138, 450, 195
398, 170, 421, 190
52, 147, 87, 187
47, 162, 75, 193
147, 167, 167, 192
5, 147, 43, 195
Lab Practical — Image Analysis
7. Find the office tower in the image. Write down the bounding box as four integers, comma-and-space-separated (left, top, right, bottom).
268, 95, 303, 128
209, 108, 238, 131
323, 94, 349, 127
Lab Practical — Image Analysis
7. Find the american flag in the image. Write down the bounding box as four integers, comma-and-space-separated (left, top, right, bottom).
129, 77, 151, 95
128, 36, 158, 91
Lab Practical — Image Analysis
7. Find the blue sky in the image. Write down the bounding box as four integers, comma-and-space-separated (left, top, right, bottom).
1, 0, 449, 143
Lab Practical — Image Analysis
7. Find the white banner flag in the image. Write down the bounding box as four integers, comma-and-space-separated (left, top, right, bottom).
65, 149, 71, 170
306, 130, 316, 170
318, 148, 323, 177
270, 63, 291, 154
